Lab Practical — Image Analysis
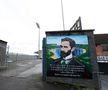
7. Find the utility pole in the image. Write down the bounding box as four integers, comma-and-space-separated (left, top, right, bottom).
61, 0, 65, 30
36, 22, 40, 59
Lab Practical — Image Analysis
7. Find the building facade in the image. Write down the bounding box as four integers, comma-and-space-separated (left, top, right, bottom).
94, 34, 108, 74
0, 40, 7, 68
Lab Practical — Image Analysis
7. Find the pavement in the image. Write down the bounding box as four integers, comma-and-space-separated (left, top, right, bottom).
0, 59, 108, 90
100, 75, 108, 90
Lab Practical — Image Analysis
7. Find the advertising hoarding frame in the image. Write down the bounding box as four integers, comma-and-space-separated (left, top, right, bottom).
42, 30, 101, 90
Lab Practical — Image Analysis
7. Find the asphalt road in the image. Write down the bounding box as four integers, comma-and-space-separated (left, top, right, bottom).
0, 59, 75, 90
0, 59, 108, 90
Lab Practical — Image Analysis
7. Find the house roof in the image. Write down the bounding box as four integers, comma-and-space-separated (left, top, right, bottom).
94, 34, 108, 44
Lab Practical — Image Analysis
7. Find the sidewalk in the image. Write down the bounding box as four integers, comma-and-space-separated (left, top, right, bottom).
100, 75, 108, 90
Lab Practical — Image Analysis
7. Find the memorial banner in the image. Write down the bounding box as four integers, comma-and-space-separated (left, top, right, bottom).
46, 35, 92, 79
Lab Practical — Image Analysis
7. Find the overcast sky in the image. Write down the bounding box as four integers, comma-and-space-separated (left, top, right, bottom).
0, 0, 108, 55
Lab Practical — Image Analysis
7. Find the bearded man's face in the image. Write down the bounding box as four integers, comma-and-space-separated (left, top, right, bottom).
60, 41, 71, 58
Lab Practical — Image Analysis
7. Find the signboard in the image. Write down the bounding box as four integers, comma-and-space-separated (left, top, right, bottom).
96, 44, 108, 62
43, 30, 100, 90
46, 35, 92, 79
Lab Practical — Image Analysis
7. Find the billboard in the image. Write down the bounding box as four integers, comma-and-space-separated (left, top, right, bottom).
46, 35, 92, 79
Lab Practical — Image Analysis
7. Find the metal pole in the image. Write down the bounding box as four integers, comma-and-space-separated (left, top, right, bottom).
61, 0, 65, 30
38, 28, 40, 52
36, 22, 40, 58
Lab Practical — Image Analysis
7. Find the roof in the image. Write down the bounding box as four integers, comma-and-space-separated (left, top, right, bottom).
94, 34, 108, 44
0, 40, 7, 44
46, 29, 94, 36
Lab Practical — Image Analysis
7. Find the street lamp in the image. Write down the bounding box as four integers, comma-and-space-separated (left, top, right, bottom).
61, 0, 65, 30
36, 22, 40, 58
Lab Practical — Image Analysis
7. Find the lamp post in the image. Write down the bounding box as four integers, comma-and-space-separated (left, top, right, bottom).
36, 22, 40, 59
61, 0, 65, 30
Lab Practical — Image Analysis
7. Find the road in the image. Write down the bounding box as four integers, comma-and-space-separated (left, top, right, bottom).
0, 59, 108, 90
0, 59, 75, 90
